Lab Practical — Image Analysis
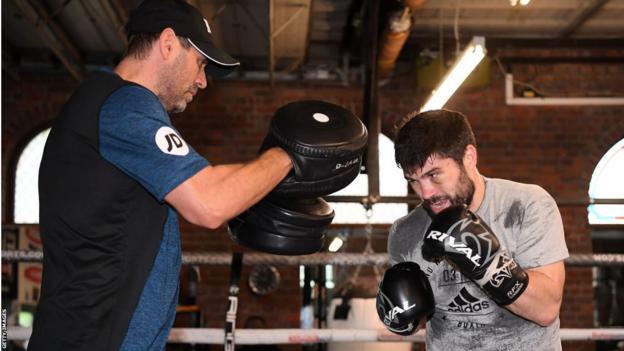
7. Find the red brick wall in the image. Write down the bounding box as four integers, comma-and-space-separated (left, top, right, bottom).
1, 73, 77, 222
2, 48, 624, 351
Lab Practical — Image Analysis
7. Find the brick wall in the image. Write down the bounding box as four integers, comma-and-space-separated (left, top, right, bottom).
1, 73, 77, 221
2, 48, 623, 350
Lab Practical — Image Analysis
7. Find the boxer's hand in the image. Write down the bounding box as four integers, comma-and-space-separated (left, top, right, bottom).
376, 262, 435, 335
423, 205, 529, 305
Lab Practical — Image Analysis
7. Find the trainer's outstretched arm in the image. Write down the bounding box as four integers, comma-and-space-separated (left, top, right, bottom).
165, 147, 292, 229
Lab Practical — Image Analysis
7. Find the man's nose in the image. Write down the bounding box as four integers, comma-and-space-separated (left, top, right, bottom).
419, 181, 437, 200
196, 68, 208, 89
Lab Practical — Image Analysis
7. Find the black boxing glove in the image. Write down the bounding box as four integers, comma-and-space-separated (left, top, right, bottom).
422, 205, 529, 305
376, 262, 435, 336
260, 100, 368, 198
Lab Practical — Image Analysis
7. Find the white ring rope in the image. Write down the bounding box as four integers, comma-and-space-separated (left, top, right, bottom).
6, 327, 624, 343
168, 328, 427, 344
2, 251, 624, 266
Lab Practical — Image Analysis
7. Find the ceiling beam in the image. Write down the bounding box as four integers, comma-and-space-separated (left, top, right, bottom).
235, 1, 268, 39
12, 0, 84, 81
209, 3, 229, 23
406, 37, 624, 50
272, 4, 307, 40
26, 0, 83, 63
498, 56, 624, 64
409, 3, 608, 10
98, 0, 127, 46
79, 0, 115, 51
272, 1, 311, 74
559, 0, 608, 38
283, 0, 313, 75
110, 0, 128, 24
411, 17, 574, 27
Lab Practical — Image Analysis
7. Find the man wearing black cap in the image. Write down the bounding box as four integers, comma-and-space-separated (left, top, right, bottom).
29, 1, 292, 350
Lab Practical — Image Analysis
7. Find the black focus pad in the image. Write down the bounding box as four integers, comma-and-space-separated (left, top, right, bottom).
228, 217, 326, 255
238, 207, 327, 239
376, 262, 435, 336
261, 100, 368, 198
271, 160, 362, 199
228, 197, 335, 255
254, 197, 335, 228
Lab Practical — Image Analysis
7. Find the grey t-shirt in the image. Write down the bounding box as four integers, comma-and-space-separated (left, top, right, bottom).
388, 177, 569, 351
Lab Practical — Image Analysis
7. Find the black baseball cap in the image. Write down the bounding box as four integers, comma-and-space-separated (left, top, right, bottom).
127, 0, 240, 77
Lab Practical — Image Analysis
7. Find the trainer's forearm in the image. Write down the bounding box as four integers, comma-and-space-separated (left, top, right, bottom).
167, 147, 292, 228
200, 147, 292, 218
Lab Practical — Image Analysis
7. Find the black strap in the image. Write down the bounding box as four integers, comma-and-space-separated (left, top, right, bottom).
224, 252, 243, 351
333, 282, 354, 320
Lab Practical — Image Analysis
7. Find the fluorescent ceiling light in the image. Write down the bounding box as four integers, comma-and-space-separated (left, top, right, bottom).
510, 0, 531, 6
328, 237, 344, 252
421, 36, 486, 112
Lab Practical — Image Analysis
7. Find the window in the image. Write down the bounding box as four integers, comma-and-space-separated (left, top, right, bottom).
14, 128, 50, 224
588, 138, 624, 225
330, 133, 408, 224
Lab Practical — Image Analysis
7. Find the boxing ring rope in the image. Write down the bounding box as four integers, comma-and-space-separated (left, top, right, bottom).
326, 195, 624, 206
4, 251, 624, 345
6, 327, 624, 343
3, 250, 624, 266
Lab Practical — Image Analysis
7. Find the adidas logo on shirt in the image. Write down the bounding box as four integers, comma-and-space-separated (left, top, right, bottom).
447, 288, 490, 314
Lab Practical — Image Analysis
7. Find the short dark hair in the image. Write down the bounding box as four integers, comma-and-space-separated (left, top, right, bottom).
394, 109, 476, 173
124, 32, 193, 60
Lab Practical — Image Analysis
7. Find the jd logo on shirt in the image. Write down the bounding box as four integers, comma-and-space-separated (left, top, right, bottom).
155, 127, 189, 156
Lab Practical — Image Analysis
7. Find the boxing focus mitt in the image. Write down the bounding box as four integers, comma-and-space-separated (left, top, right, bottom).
260, 100, 368, 198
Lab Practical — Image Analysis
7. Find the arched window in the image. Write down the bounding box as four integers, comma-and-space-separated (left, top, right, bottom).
330, 133, 408, 224
14, 128, 50, 224
588, 138, 624, 225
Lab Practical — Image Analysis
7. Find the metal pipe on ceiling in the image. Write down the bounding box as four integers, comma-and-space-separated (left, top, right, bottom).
361, 0, 427, 206
377, 7, 411, 80
269, 0, 275, 88
377, 0, 425, 80
362, 0, 381, 207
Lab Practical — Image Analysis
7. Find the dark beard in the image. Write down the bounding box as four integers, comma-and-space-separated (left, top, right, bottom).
157, 52, 190, 113
422, 166, 475, 216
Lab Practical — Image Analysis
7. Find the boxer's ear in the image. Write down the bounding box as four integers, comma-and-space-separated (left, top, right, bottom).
463, 144, 478, 168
